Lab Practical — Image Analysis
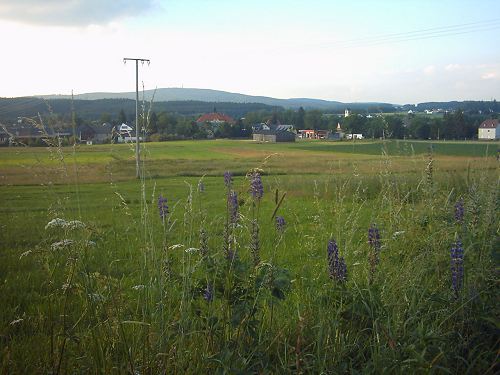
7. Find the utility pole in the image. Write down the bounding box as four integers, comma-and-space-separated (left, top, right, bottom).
123, 57, 150, 178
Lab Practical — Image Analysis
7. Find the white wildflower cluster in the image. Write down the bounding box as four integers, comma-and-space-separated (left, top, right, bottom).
51, 239, 75, 250
168, 244, 184, 250
66, 220, 86, 230
45, 218, 67, 229
45, 218, 86, 230
392, 231, 406, 239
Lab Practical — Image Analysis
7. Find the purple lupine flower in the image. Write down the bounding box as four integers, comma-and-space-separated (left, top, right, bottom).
338, 256, 348, 282
198, 180, 205, 193
250, 172, 264, 200
451, 239, 464, 297
368, 224, 381, 253
454, 198, 464, 224
228, 190, 239, 224
203, 283, 213, 302
327, 239, 339, 280
368, 224, 381, 282
276, 216, 286, 232
250, 219, 260, 266
327, 239, 347, 283
158, 194, 169, 220
226, 249, 236, 262
224, 171, 233, 188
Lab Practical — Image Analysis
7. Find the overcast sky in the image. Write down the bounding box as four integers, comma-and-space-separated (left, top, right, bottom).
1, 0, 499, 103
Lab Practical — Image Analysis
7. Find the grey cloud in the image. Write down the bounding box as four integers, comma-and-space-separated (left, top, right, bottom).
0, 0, 156, 26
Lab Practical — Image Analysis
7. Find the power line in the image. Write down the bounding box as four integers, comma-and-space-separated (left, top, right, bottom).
324, 18, 500, 46
315, 18, 500, 49
339, 25, 500, 49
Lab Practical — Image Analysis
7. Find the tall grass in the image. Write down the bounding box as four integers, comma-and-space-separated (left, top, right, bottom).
0, 132, 498, 373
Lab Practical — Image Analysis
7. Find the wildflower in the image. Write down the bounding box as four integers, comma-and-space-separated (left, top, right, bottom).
392, 231, 405, 238
66, 220, 86, 230
45, 218, 68, 229
228, 190, 239, 224
132, 285, 145, 290
224, 171, 233, 188
185, 247, 198, 254
250, 219, 260, 266
168, 244, 184, 250
338, 256, 348, 282
19, 250, 32, 259
451, 240, 464, 297
250, 172, 264, 200
368, 224, 381, 252
203, 283, 213, 302
276, 216, 286, 232
368, 224, 382, 283
327, 239, 347, 283
454, 198, 464, 224
45, 218, 86, 230
51, 239, 74, 250
226, 249, 236, 262
158, 194, 169, 220
327, 239, 339, 280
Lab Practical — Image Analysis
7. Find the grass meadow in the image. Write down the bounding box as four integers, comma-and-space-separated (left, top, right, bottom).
0, 139, 499, 374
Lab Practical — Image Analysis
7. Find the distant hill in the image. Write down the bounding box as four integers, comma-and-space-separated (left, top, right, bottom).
0, 98, 277, 123
40, 87, 394, 111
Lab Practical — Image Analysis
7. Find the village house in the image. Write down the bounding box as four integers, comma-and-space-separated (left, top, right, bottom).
252, 124, 296, 142
252, 129, 295, 142
298, 129, 328, 139
77, 123, 114, 144
0, 124, 72, 145
117, 123, 144, 143
298, 129, 316, 139
196, 111, 236, 126
478, 119, 500, 140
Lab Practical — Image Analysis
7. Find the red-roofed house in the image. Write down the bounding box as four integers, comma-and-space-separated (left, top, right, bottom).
478, 119, 500, 140
196, 112, 235, 125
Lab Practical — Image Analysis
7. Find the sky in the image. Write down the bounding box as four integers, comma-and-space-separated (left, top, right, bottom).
0, 0, 499, 103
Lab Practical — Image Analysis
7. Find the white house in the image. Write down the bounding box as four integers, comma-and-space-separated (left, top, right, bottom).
478, 119, 500, 140
119, 123, 134, 136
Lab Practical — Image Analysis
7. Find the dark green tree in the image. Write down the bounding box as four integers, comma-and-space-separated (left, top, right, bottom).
118, 109, 127, 124
100, 112, 111, 124
296, 107, 305, 129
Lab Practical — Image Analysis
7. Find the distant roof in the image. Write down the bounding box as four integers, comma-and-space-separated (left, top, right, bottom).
196, 112, 235, 124
274, 124, 294, 131
479, 119, 499, 128
253, 129, 294, 136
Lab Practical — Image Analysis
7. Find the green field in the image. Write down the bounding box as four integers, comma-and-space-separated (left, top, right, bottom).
0, 139, 499, 373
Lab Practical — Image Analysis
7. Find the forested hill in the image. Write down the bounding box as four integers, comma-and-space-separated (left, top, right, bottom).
40, 88, 396, 111
0, 98, 277, 123
402, 100, 500, 113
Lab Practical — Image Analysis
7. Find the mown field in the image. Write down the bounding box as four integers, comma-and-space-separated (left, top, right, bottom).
0, 139, 499, 374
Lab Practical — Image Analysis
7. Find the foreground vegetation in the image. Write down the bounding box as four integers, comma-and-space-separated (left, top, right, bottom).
0, 139, 498, 373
